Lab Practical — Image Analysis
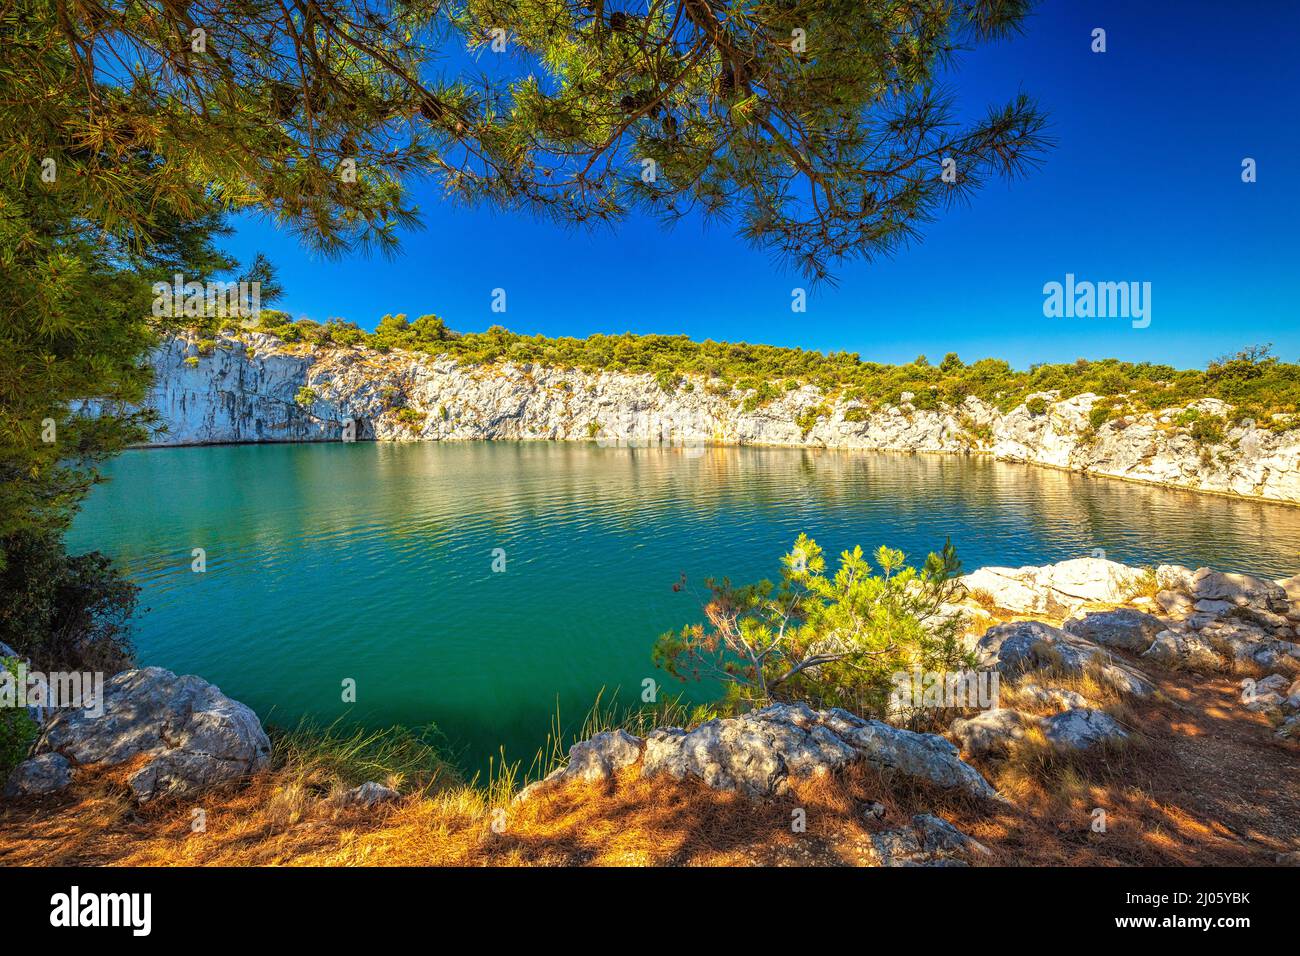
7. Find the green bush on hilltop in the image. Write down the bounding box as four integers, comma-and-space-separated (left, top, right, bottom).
233, 317, 1300, 421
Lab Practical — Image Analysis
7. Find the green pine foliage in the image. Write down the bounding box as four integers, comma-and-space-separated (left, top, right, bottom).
653, 535, 972, 717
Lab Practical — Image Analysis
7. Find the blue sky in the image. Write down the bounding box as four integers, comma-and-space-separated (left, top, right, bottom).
226, 0, 1300, 369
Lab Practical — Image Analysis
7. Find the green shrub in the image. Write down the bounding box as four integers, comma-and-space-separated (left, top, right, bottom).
795, 404, 830, 438
1025, 396, 1048, 416
294, 386, 317, 407
1089, 404, 1115, 430
0, 657, 39, 777
740, 380, 781, 413
1190, 415, 1226, 446
320, 320, 367, 346
654, 369, 681, 393
910, 388, 940, 411
654, 535, 970, 717
842, 406, 872, 423
0, 532, 137, 673
396, 408, 425, 426
959, 416, 993, 445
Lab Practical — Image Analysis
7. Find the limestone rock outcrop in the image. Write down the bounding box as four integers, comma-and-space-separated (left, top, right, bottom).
869, 813, 991, 867
518, 703, 1001, 803
6, 667, 270, 803
974, 620, 1155, 697
131, 332, 1300, 505
960, 559, 1142, 617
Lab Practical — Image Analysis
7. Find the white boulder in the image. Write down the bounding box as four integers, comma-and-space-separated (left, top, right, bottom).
17, 667, 270, 803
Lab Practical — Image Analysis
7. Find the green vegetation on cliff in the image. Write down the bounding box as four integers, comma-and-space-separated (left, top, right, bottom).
238, 312, 1300, 425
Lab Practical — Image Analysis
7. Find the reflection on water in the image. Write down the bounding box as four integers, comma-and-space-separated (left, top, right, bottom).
69, 442, 1300, 772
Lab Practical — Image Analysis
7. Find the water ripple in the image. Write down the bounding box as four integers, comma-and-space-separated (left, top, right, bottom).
69, 441, 1300, 774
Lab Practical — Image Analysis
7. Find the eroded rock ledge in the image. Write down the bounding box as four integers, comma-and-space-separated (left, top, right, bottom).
137, 332, 1300, 505
516, 702, 1001, 804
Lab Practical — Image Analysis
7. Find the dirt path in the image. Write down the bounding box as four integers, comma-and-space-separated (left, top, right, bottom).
1135, 669, 1300, 859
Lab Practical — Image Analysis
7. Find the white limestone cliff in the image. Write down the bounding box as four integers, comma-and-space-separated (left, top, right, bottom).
138, 331, 1300, 505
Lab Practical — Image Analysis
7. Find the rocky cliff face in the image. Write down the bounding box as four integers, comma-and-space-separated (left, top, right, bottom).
141, 331, 1300, 504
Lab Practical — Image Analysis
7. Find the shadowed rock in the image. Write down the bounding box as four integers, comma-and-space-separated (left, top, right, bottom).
1064, 609, 1166, 653
1142, 629, 1223, 671
976, 621, 1155, 697
870, 813, 990, 866
3, 753, 72, 798
640, 703, 1000, 800
1159, 565, 1289, 612
1017, 683, 1089, 712
1189, 569, 1288, 610
949, 708, 1033, 757
16, 667, 270, 803
334, 781, 400, 808
1041, 708, 1129, 750
513, 729, 646, 802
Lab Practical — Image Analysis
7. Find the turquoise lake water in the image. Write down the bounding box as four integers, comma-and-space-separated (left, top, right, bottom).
69, 442, 1300, 775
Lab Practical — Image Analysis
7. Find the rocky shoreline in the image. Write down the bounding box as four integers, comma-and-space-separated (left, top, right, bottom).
9, 556, 1296, 866
514, 557, 1300, 793
135, 331, 1300, 505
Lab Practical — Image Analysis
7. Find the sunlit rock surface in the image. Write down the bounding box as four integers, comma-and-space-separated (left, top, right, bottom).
136, 332, 1300, 504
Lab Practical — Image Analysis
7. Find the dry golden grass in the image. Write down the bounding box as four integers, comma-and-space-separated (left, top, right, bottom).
0, 758, 1009, 868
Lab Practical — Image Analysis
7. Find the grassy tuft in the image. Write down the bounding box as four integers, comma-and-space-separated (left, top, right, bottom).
268, 719, 459, 798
